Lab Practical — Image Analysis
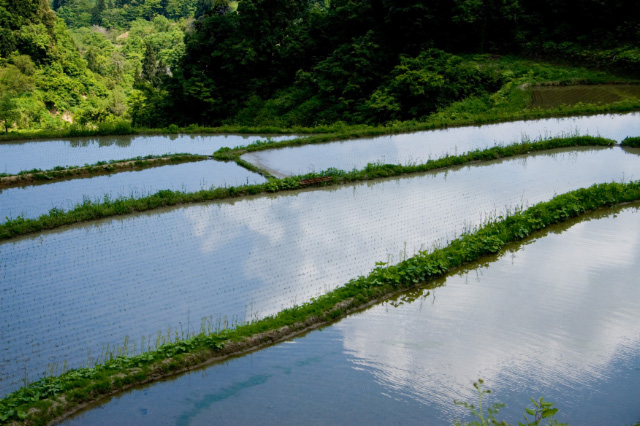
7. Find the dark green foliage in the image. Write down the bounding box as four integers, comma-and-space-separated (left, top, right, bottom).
52, 0, 68, 11
364, 49, 504, 121
141, 42, 158, 82
622, 137, 640, 147
154, 0, 639, 127
194, 0, 229, 18
3, 0, 639, 132
90, 0, 106, 25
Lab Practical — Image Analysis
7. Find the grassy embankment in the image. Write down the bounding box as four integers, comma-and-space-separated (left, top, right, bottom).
622, 136, 640, 147
0, 135, 621, 240
1, 180, 639, 425
0, 154, 208, 188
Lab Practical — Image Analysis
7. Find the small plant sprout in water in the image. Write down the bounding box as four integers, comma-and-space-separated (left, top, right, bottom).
454, 379, 506, 426
454, 379, 566, 426
520, 397, 564, 426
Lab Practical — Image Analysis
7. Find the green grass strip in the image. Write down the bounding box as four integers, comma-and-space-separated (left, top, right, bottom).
0, 136, 616, 240
2, 180, 639, 425
0, 154, 208, 187
622, 136, 640, 148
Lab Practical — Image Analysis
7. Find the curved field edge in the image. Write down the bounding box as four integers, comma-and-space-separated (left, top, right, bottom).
0, 155, 208, 189
0, 135, 617, 240
0, 98, 639, 144
2, 181, 639, 425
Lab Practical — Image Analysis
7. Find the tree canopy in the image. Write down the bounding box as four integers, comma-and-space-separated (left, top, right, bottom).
149, 0, 638, 127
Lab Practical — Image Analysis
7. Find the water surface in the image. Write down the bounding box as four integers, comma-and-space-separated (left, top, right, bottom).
63, 205, 640, 426
0, 134, 297, 175
241, 113, 640, 177
0, 160, 266, 221
1, 147, 639, 396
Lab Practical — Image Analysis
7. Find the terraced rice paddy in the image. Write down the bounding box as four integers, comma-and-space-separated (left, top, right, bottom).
2, 145, 640, 398
240, 112, 640, 177
63, 204, 640, 426
0, 134, 297, 175
0, 160, 266, 221
529, 84, 640, 109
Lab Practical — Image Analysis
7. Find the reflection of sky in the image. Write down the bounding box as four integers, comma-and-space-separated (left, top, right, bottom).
62, 206, 640, 426
336, 206, 640, 425
1, 148, 640, 396
241, 112, 640, 176
0, 134, 298, 174
0, 160, 266, 221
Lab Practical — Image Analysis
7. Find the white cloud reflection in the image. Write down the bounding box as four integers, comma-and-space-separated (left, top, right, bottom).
336, 207, 640, 419
242, 112, 640, 177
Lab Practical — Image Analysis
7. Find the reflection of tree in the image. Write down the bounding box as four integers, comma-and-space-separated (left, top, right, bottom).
100, 137, 133, 147
66, 137, 134, 147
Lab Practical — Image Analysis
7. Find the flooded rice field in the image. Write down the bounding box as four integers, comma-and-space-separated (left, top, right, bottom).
1, 146, 639, 397
241, 112, 640, 177
0, 160, 266, 222
62, 204, 640, 426
529, 84, 640, 109
0, 134, 297, 175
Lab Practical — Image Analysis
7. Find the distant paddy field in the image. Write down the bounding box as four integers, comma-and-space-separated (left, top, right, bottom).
529, 84, 640, 109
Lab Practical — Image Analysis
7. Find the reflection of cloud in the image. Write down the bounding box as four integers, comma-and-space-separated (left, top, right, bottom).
242, 113, 640, 177
336, 207, 640, 419
3, 148, 640, 397
185, 149, 640, 322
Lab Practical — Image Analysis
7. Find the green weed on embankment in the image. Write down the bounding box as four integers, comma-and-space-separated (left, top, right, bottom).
0, 154, 207, 187
1, 180, 639, 425
622, 137, 640, 147
0, 135, 619, 240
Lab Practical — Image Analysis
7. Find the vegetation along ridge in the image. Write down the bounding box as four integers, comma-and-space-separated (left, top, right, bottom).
0, 135, 623, 240
0, 153, 208, 188
1, 181, 639, 425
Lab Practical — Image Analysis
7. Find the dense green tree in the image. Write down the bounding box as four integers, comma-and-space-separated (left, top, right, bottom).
0, 64, 36, 132
141, 42, 158, 82
52, 0, 68, 11
452, 0, 523, 52
91, 0, 106, 25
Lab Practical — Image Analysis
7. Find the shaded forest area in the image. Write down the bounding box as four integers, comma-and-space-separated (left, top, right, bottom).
0, 0, 639, 131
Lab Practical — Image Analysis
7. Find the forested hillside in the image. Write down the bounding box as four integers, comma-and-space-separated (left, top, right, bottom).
0, 0, 115, 131
0, 0, 638, 132
0, 0, 189, 132
157, 0, 639, 127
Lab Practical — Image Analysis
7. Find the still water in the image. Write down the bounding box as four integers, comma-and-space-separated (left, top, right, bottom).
0, 160, 266, 222
63, 205, 640, 426
241, 112, 640, 177
0, 134, 297, 174
1, 147, 639, 396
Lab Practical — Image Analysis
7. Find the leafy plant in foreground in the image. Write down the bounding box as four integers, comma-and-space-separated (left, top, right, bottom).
455, 379, 566, 426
